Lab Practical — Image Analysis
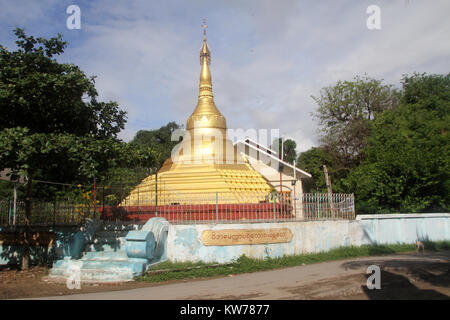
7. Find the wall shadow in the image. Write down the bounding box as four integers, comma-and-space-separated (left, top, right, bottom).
0, 225, 79, 268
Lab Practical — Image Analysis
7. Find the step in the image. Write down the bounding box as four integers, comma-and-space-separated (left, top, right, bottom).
78, 269, 135, 282
86, 236, 126, 247
51, 258, 80, 269
82, 250, 128, 261
50, 259, 84, 276
77, 260, 146, 274
99, 224, 141, 232
85, 243, 126, 253
94, 230, 130, 238
52, 259, 68, 269
50, 259, 146, 278
49, 268, 135, 282
49, 267, 68, 276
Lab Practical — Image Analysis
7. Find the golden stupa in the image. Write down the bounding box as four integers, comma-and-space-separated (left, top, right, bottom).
121, 23, 274, 206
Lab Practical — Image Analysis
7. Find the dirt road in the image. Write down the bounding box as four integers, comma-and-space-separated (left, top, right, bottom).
27, 251, 449, 300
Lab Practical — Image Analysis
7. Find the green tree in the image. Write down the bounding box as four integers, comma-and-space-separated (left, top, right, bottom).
130, 121, 182, 168
0, 28, 156, 268
0, 128, 156, 199
0, 28, 126, 138
312, 75, 399, 172
282, 139, 297, 164
296, 147, 339, 193
344, 73, 450, 213
0, 128, 156, 268
270, 138, 297, 163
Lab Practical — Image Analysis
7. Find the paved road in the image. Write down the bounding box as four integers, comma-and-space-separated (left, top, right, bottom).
34, 251, 450, 300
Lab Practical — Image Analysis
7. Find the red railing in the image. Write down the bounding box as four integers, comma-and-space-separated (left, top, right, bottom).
100, 201, 294, 224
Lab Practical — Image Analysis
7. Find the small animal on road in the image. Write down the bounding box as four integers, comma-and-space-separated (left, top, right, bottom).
416, 240, 425, 252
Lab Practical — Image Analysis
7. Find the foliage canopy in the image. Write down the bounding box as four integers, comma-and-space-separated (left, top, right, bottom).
344, 73, 450, 213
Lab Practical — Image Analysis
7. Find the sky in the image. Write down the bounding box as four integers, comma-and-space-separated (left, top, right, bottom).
1, 0, 449, 153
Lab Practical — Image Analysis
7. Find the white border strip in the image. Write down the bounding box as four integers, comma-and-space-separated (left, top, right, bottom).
356, 213, 450, 220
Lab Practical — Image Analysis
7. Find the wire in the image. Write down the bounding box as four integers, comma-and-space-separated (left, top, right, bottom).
31, 178, 145, 189
32, 179, 83, 187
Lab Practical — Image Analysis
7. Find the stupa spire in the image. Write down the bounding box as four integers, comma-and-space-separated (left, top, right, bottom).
199, 19, 212, 99
186, 19, 226, 131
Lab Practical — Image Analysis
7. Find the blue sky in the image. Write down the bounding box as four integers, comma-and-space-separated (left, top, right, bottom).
1, 0, 449, 152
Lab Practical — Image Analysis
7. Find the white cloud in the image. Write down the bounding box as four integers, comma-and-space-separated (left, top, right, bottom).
1, 0, 449, 154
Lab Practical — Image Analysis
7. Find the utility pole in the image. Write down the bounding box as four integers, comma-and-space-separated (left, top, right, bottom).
293, 160, 297, 216
13, 181, 17, 225
0, 170, 25, 225
93, 178, 96, 218
323, 165, 336, 218
279, 137, 284, 215
155, 170, 158, 217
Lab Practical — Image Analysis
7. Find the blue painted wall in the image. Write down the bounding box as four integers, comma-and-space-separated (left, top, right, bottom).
166, 213, 450, 263
2, 214, 449, 266
0, 225, 80, 266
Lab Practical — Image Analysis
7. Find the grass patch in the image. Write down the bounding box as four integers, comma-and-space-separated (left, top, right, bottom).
136, 241, 450, 283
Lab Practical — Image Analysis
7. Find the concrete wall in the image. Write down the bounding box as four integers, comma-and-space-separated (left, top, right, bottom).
357, 214, 449, 244
2, 214, 449, 266
166, 213, 450, 263
0, 225, 80, 266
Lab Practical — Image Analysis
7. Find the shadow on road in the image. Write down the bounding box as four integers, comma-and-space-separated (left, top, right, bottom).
362, 270, 449, 300
341, 251, 450, 289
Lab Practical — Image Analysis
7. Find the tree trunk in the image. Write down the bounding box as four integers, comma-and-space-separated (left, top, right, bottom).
22, 176, 32, 270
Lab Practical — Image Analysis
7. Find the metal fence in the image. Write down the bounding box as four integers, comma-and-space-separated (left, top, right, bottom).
302, 193, 355, 220
0, 192, 355, 226
0, 200, 97, 226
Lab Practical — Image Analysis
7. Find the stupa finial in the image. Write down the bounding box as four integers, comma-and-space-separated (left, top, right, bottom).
186, 20, 226, 131
200, 18, 211, 65
202, 18, 207, 40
